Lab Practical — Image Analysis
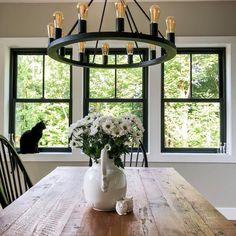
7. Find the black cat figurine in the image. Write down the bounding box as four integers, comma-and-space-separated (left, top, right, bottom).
20, 121, 46, 154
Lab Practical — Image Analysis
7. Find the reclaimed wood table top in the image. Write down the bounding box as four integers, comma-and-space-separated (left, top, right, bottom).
0, 167, 235, 236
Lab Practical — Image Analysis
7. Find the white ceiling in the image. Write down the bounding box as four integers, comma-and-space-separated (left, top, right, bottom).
0, 0, 235, 2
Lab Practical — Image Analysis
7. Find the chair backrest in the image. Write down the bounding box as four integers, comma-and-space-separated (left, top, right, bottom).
0, 135, 33, 208
88, 141, 148, 168
123, 141, 148, 167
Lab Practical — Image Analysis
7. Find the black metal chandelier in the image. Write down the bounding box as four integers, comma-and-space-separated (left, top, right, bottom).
47, 0, 177, 69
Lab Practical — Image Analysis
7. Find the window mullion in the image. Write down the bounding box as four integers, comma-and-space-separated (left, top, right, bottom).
42, 55, 45, 99
115, 55, 117, 99
190, 53, 193, 98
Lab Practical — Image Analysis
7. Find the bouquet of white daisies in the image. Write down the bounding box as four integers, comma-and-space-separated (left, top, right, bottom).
68, 112, 144, 168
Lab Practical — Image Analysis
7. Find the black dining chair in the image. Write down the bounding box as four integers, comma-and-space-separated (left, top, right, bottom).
88, 141, 148, 167
123, 141, 148, 167
0, 185, 7, 208
0, 134, 33, 208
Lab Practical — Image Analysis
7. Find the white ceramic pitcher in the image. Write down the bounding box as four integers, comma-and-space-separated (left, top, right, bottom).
83, 145, 127, 211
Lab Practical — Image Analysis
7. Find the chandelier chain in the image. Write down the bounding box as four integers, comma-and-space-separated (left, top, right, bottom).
125, 10, 142, 61
92, 0, 107, 63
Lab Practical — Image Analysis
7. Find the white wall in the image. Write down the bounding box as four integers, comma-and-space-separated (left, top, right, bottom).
1, 37, 236, 220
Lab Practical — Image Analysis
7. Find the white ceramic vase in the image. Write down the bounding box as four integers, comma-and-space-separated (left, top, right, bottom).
83, 145, 127, 211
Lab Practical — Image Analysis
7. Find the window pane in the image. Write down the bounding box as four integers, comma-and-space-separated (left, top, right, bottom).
89, 68, 115, 98
164, 102, 220, 148
89, 102, 143, 121
45, 55, 70, 99
115, 55, 143, 98
116, 68, 142, 98
89, 55, 115, 98
117, 54, 140, 64
15, 103, 69, 147
164, 54, 190, 98
90, 54, 115, 64
17, 55, 43, 98
192, 54, 219, 98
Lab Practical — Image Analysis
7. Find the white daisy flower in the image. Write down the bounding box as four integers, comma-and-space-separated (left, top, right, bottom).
111, 126, 123, 137
68, 123, 77, 137
73, 128, 84, 136
120, 120, 131, 134
102, 119, 114, 134
90, 125, 98, 136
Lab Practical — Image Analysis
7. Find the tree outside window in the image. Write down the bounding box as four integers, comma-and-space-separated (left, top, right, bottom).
9, 49, 72, 152
84, 49, 148, 148
162, 48, 226, 153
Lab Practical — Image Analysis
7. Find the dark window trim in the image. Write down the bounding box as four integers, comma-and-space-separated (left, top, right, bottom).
83, 48, 149, 150
9, 48, 73, 153
161, 47, 226, 153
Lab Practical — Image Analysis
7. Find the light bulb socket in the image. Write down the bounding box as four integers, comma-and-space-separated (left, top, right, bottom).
59, 47, 65, 56
128, 55, 133, 64
150, 50, 156, 60
116, 18, 124, 32
167, 32, 175, 44
55, 28, 62, 39
103, 55, 108, 65
79, 52, 84, 63
48, 38, 54, 45
150, 23, 158, 36
78, 19, 87, 33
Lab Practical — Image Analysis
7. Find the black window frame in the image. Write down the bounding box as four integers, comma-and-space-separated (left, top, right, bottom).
9, 48, 73, 152
161, 47, 226, 153
83, 48, 149, 150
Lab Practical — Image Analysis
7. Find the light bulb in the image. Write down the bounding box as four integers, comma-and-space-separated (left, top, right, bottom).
126, 42, 134, 55
53, 11, 64, 28
47, 23, 54, 38
115, 1, 126, 19
149, 5, 160, 24
77, 3, 88, 20
166, 16, 176, 33
79, 42, 86, 53
102, 43, 109, 56
78, 42, 86, 62
127, 42, 134, 64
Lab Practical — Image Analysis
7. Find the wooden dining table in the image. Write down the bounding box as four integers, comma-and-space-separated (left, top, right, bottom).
0, 167, 235, 236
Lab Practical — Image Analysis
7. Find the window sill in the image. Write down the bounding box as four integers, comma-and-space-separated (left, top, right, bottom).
19, 151, 88, 162
152, 152, 235, 163
19, 152, 236, 164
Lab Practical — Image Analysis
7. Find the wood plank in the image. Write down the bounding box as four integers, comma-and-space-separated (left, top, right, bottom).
138, 169, 188, 236
230, 221, 236, 226
62, 168, 159, 236
142, 169, 215, 235
0, 167, 65, 234
151, 168, 236, 236
1, 167, 236, 236
1, 167, 86, 236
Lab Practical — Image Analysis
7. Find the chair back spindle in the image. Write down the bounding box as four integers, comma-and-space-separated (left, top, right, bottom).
0, 135, 32, 208
88, 141, 148, 168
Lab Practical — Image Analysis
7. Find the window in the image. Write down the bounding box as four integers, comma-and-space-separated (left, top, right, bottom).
84, 49, 148, 147
9, 48, 72, 152
162, 48, 226, 153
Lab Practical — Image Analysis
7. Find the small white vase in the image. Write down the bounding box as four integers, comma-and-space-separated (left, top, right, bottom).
83, 146, 127, 211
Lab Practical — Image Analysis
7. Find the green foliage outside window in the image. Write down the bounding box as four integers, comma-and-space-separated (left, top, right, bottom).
163, 50, 224, 150
13, 52, 71, 148
88, 54, 144, 121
